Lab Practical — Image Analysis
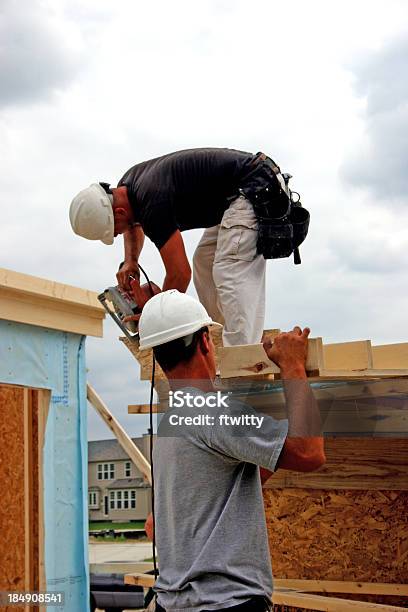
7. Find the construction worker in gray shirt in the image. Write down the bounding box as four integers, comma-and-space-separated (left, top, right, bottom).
138, 290, 325, 612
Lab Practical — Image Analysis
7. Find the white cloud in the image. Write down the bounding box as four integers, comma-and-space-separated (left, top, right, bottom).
1, 0, 408, 438
0, 0, 84, 107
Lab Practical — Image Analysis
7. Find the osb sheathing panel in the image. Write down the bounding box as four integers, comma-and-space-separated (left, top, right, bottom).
0, 385, 26, 595
264, 488, 408, 584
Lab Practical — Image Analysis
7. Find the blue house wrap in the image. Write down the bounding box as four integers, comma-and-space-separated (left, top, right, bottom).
0, 319, 89, 612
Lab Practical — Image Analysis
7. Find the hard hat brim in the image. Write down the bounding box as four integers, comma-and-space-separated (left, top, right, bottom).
139, 320, 222, 350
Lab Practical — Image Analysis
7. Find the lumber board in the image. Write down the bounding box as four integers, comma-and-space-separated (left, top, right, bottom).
125, 572, 155, 587
128, 404, 162, 414
124, 573, 407, 611
0, 267, 105, 337
323, 340, 373, 371
373, 343, 408, 369
316, 369, 408, 379
37, 390, 50, 595
219, 338, 323, 379
0, 267, 103, 309
87, 384, 152, 484
271, 589, 406, 611
24, 388, 34, 593
274, 580, 408, 596
265, 438, 408, 490
0, 287, 104, 337
123, 573, 408, 597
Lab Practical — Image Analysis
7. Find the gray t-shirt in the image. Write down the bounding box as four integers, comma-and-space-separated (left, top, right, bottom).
153, 392, 288, 611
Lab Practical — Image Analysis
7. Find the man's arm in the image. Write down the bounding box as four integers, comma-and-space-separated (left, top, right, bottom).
159, 230, 192, 292
116, 225, 145, 291
263, 327, 325, 477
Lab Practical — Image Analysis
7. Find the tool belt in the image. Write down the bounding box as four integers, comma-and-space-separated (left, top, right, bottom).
238, 153, 310, 264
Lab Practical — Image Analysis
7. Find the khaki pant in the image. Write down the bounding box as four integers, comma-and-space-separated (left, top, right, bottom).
193, 195, 266, 346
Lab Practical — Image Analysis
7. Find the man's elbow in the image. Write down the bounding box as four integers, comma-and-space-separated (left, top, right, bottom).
295, 449, 326, 472
277, 438, 326, 472
166, 267, 191, 291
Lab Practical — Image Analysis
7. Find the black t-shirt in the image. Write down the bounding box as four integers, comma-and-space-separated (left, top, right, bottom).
117, 147, 255, 249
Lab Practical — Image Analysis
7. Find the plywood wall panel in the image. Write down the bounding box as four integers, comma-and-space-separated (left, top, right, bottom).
264, 488, 408, 585
0, 384, 26, 611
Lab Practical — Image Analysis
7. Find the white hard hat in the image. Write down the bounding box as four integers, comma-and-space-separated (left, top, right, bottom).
69, 183, 114, 245
139, 290, 222, 350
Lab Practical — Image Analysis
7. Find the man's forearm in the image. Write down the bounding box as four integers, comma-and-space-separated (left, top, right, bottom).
124, 225, 145, 263
281, 366, 322, 437
162, 269, 191, 292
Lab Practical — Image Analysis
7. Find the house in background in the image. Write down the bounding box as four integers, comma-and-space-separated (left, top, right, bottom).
88, 435, 151, 522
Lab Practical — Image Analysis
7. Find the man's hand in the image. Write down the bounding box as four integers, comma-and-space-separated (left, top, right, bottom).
116, 260, 139, 291
144, 512, 154, 541
263, 326, 309, 379
123, 280, 162, 323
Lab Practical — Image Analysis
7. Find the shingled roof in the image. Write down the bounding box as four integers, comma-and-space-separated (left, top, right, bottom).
88, 436, 149, 462
107, 478, 149, 489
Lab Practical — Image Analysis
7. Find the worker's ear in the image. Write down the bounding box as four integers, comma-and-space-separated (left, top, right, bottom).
198, 330, 211, 356
113, 207, 128, 220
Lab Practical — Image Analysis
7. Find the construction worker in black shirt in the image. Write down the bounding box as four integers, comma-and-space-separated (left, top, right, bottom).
69, 147, 308, 345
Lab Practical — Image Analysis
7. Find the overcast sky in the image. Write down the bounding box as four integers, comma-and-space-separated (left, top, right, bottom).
1, 0, 407, 440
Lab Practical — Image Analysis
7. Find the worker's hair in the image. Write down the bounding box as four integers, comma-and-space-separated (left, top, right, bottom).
153, 326, 209, 372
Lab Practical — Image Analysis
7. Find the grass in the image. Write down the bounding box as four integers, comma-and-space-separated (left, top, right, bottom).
89, 521, 145, 530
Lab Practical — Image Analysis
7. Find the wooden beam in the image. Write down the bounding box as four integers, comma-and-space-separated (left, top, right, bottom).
373, 343, 408, 369
274, 579, 408, 596
316, 369, 408, 379
219, 338, 324, 379
271, 589, 406, 611
128, 404, 163, 414
123, 573, 408, 597
323, 340, 373, 371
0, 267, 105, 337
24, 389, 34, 594
125, 572, 155, 587
87, 384, 152, 484
37, 390, 50, 597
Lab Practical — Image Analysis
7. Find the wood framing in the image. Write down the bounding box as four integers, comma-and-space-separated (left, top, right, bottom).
87, 383, 152, 484
128, 404, 162, 414
124, 572, 408, 597
218, 337, 323, 378
323, 340, 373, 370
218, 338, 408, 380
0, 267, 105, 337
373, 343, 408, 369
270, 590, 406, 611
124, 573, 407, 610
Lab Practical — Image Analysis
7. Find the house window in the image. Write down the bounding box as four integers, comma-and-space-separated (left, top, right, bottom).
125, 461, 131, 477
89, 491, 99, 508
97, 463, 115, 480
109, 490, 136, 510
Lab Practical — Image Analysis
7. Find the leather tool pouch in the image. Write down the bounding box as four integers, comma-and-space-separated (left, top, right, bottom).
239, 153, 310, 264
